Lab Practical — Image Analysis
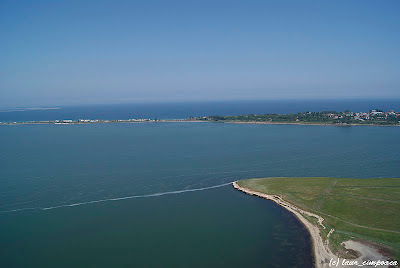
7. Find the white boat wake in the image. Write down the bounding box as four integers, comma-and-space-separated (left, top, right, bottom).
0, 182, 233, 214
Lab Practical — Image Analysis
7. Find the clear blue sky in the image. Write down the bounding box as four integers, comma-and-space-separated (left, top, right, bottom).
1, 0, 399, 107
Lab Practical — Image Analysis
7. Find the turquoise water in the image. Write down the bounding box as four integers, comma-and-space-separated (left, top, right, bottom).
1, 122, 399, 267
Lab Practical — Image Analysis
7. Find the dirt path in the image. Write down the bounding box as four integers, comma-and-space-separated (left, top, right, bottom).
314, 210, 400, 235
335, 194, 400, 204
312, 179, 338, 210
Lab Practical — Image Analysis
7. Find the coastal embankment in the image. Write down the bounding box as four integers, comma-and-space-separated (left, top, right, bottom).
232, 181, 392, 268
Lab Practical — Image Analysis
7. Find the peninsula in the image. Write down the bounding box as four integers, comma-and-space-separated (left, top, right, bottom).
195, 109, 400, 126
1, 109, 399, 126
233, 177, 399, 268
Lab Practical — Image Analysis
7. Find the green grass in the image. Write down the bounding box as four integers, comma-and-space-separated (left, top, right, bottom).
237, 177, 400, 259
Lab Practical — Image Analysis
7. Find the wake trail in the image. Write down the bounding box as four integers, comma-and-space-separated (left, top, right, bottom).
0, 182, 233, 214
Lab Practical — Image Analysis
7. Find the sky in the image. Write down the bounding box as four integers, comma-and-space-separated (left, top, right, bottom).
1, 0, 400, 107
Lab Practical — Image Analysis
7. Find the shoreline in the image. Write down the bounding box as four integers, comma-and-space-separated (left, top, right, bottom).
0, 120, 398, 127
225, 121, 400, 127
0, 120, 205, 125
232, 181, 391, 268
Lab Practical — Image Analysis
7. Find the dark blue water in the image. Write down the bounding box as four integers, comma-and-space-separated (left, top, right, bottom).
1, 99, 400, 122
1, 122, 399, 267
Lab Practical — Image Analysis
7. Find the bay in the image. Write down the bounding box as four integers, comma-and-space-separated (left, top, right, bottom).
1, 122, 399, 267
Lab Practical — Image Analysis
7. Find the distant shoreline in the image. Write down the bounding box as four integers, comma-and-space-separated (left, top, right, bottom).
1, 119, 399, 127
223, 121, 400, 127
0, 120, 203, 125
2, 108, 399, 126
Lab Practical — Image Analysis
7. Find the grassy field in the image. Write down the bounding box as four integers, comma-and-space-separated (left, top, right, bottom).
237, 177, 400, 259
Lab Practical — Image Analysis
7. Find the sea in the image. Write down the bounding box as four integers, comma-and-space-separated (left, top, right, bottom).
1, 100, 399, 267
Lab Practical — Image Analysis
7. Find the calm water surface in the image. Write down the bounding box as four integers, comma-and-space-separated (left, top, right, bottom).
1, 99, 399, 122
1, 122, 399, 267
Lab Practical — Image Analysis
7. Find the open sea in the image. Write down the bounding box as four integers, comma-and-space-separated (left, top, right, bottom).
1, 101, 400, 267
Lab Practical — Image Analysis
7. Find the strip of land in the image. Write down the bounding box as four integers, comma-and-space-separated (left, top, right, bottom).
1, 119, 399, 127
1, 109, 399, 126
234, 177, 400, 268
195, 109, 400, 126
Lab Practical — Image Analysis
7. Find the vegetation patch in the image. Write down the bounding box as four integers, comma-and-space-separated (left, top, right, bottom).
237, 177, 400, 259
